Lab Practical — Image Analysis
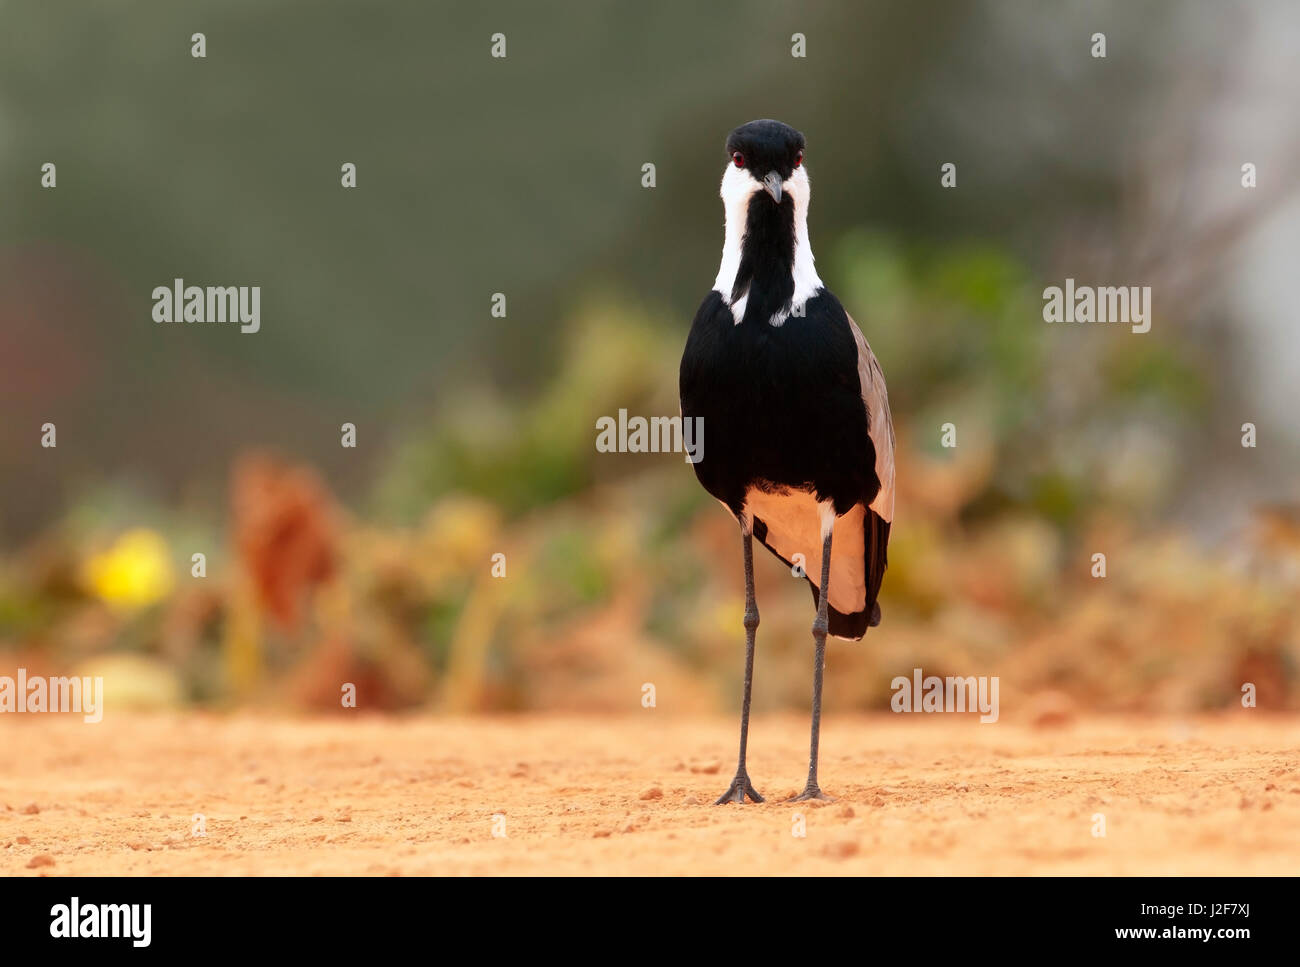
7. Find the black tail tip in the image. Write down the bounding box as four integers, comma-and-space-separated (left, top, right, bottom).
869, 602, 882, 627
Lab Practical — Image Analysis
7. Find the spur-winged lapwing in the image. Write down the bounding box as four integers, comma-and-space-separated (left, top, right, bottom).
680, 119, 895, 803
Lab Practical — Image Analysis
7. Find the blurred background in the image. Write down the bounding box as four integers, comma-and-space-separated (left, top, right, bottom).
1, 0, 1298, 719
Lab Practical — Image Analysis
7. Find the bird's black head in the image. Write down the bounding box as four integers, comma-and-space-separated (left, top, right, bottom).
724, 119, 806, 201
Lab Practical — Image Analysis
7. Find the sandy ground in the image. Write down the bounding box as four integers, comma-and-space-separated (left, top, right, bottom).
1, 712, 1297, 875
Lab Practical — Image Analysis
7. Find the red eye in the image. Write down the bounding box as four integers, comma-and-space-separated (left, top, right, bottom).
795, 150, 803, 168
732, 152, 744, 168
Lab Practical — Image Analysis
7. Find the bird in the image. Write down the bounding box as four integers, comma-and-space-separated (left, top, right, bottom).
679, 119, 895, 803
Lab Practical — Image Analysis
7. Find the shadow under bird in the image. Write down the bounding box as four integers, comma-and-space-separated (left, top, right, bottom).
679, 119, 895, 803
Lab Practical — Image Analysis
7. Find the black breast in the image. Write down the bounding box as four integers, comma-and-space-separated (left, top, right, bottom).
679, 287, 879, 517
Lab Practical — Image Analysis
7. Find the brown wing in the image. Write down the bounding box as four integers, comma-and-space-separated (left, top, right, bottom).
847, 313, 895, 523
845, 312, 894, 634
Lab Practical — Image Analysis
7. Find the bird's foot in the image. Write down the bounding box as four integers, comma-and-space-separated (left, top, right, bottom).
714, 772, 765, 805
788, 783, 834, 803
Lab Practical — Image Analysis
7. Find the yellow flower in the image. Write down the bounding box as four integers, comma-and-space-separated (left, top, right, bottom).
83, 529, 175, 612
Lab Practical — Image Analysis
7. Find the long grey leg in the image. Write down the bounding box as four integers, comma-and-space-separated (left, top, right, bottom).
793, 527, 834, 801
716, 527, 764, 804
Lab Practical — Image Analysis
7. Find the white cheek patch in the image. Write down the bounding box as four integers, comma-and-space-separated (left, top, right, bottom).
784, 166, 823, 318
713, 165, 761, 322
